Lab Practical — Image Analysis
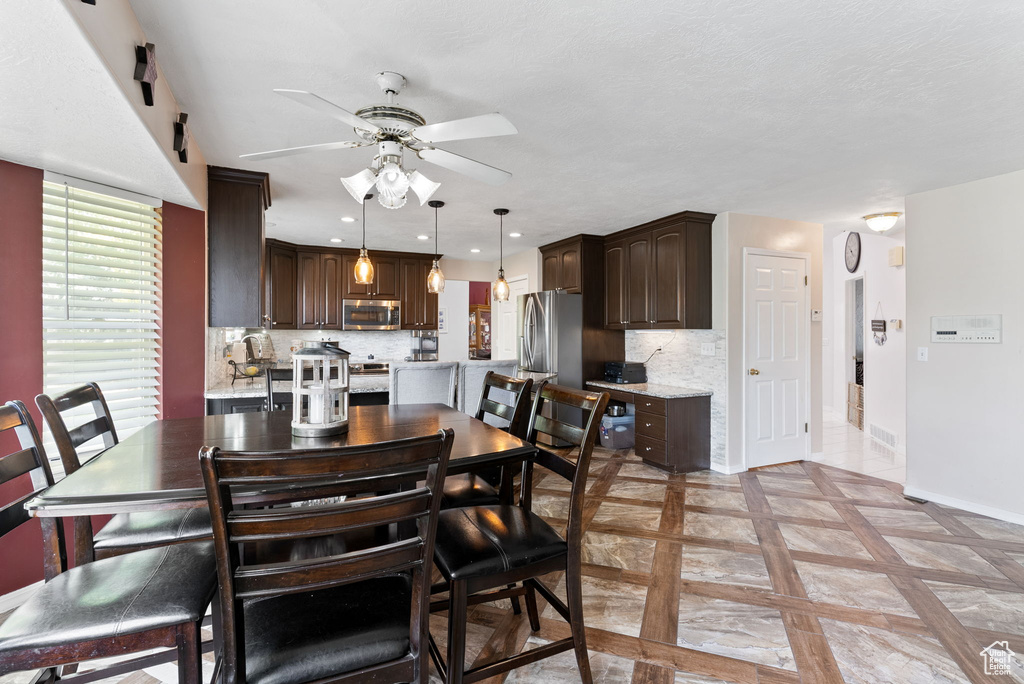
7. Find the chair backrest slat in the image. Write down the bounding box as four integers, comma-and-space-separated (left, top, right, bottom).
201, 428, 453, 684
474, 371, 534, 438
35, 382, 119, 476
66, 416, 110, 450
531, 413, 585, 446
0, 401, 66, 579
265, 367, 294, 412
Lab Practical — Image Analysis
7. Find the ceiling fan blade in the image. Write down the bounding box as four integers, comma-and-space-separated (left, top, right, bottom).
273, 89, 381, 133
412, 113, 517, 143
417, 148, 511, 186
239, 141, 368, 161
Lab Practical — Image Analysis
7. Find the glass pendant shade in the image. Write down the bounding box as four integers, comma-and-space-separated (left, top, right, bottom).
408, 171, 441, 205
427, 259, 445, 294
354, 247, 374, 285
492, 268, 509, 302
377, 191, 407, 210
340, 168, 377, 204
863, 212, 901, 233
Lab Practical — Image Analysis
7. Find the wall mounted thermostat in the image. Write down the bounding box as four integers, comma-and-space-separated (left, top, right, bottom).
930, 314, 1002, 343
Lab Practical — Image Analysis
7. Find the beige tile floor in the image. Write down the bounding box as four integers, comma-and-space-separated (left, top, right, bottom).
811, 409, 906, 484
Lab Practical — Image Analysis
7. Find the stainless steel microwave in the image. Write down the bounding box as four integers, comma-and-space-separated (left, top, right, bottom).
342, 299, 401, 330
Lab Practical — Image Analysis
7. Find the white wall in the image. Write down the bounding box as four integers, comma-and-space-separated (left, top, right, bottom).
830, 231, 906, 450
713, 212, 824, 472
437, 280, 470, 363
904, 169, 1024, 523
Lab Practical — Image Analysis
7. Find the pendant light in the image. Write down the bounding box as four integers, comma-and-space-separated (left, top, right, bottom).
491, 208, 510, 302
426, 200, 446, 294
353, 193, 375, 285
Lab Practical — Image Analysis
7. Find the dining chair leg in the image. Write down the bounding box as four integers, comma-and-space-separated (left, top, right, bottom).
508, 583, 522, 615
565, 565, 593, 684
446, 579, 468, 684
524, 581, 541, 632
176, 620, 202, 684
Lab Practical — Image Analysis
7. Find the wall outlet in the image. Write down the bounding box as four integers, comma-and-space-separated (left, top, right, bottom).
700, 343, 716, 356
811, 309, 823, 321
917, 347, 929, 361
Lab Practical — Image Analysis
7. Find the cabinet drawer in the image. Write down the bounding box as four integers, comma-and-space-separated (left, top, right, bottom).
634, 395, 666, 415
635, 411, 667, 439
635, 434, 667, 465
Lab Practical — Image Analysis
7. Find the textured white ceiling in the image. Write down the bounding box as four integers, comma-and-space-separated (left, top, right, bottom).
42, 1, 1024, 258
0, 1, 198, 208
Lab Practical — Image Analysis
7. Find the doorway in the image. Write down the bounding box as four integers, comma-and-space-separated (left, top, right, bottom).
845, 276, 864, 430
743, 250, 811, 468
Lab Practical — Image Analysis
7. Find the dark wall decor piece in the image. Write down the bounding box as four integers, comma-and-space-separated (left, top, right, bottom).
81, 0, 96, 4
133, 42, 158, 106
173, 113, 189, 163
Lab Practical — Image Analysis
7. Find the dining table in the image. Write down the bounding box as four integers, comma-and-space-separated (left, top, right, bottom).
25, 403, 537, 518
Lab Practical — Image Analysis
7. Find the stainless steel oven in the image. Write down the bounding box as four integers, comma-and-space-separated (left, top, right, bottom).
342, 299, 401, 330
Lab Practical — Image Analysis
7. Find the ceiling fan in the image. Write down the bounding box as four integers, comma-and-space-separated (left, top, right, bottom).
240, 71, 517, 209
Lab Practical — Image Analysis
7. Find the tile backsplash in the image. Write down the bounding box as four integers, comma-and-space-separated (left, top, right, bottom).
206, 328, 411, 389
625, 329, 727, 467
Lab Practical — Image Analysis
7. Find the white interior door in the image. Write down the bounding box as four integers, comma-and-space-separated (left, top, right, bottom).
744, 253, 809, 468
492, 275, 529, 360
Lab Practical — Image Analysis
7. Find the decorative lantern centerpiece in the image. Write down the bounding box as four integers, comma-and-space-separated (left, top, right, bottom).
290, 342, 350, 437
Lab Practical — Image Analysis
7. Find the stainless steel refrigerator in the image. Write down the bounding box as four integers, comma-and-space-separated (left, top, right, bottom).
517, 291, 584, 388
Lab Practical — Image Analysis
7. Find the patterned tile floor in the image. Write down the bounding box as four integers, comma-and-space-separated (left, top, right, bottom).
811, 410, 906, 484
4, 445, 1024, 683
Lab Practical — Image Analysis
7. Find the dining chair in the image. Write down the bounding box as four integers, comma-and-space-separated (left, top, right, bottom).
35, 383, 212, 563
199, 428, 454, 684
264, 367, 293, 411
0, 400, 217, 683
429, 383, 609, 684
441, 372, 535, 510
389, 361, 458, 407
456, 361, 518, 420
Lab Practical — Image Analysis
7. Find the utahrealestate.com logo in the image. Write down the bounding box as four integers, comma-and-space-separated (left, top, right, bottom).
980, 641, 1015, 676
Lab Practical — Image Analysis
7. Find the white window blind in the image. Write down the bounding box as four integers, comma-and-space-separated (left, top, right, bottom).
42, 178, 163, 449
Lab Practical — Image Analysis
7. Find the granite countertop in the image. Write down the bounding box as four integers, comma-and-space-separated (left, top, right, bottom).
205, 374, 389, 399
585, 379, 712, 399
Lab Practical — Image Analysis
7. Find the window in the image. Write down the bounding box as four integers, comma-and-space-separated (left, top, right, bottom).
42, 175, 163, 453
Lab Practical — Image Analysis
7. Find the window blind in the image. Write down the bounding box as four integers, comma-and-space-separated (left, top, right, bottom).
42, 179, 163, 453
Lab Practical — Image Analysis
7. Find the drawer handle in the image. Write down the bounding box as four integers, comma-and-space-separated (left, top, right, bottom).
645, 402, 652, 407
645, 447, 651, 452
645, 422, 652, 427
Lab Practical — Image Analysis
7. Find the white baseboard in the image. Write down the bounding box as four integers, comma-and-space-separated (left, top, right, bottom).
0, 580, 42, 614
711, 462, 747, 475
903, 486, 1024, 527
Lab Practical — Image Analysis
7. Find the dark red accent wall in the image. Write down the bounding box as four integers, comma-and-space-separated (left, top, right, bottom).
0, 160, 46, 596
469, 281, 491, 306
160, 202, 206, 419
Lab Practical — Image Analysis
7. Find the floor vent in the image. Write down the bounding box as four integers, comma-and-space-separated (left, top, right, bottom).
869, 423, 898, 449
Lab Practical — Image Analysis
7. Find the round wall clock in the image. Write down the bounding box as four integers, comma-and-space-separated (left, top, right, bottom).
845, 231, 862, 273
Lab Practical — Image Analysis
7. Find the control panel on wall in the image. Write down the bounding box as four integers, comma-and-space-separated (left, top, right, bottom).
930, 314, 1002, 343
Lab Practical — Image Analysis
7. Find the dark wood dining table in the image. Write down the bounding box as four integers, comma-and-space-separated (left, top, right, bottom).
25, 404, 536, 518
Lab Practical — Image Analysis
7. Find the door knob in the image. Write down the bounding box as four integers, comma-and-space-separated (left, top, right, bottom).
749, 368, 760, 375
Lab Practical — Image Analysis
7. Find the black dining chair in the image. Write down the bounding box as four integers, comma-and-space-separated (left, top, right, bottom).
36, 382, 212, 563
429, 383, 609, 684
264, 367, 293, 412
199, 428, 454, 684
0, 400, 217, 683
440, 372, 535, 509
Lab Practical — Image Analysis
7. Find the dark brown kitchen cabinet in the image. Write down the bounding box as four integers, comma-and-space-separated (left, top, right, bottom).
542, 251, 560, 291
343, 254, 400, 300
602, 211, 714, 330
399, 258, 437, 330
208, 166, 271, 327
297, 251, 342, 330
539, 235, 604, 295
264, 243, 296, 329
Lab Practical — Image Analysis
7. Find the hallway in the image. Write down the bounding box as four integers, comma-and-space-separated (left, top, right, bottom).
812, 410, 906, 484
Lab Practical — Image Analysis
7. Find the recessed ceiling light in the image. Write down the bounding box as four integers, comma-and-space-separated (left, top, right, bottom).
471, 248, 480, 253
330, 238, 343, 243
340, 216, 356, 223
417, 235, 429, 240
509, 232, 522, 238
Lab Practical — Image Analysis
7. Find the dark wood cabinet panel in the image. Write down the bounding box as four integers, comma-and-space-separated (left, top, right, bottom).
342, 253, 371, 299
683, 220, 712, 329
372, 256, 401, 300
559, 244, 581, 293
265, 244, 296, 329
399, 258, 437, 330
208, 167, 270, 327
604, 241, 626, 329
625, 234, 652, 328
542, 251, 560, 291
320, 252, 343, 329
296, 251, 320, 329
651, 225, 684, 328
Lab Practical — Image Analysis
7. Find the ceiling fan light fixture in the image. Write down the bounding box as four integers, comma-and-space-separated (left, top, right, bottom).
376, 161, 410, 196
340, 168, 377, 204
863, 212, 902, 233
377, 191, 407, 210
408, 170, 441, 205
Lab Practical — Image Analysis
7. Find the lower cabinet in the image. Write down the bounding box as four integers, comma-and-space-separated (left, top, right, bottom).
587, 384, 710, 473
206, 397, 266, 415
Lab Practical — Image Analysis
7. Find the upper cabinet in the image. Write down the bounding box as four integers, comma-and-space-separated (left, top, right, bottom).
207, 166, 271, 327
264, 243, 296, 329
342, 254, 400, 300
399, 258, 438, 330
602, 211, 714, 330
539, 235, 605, 295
